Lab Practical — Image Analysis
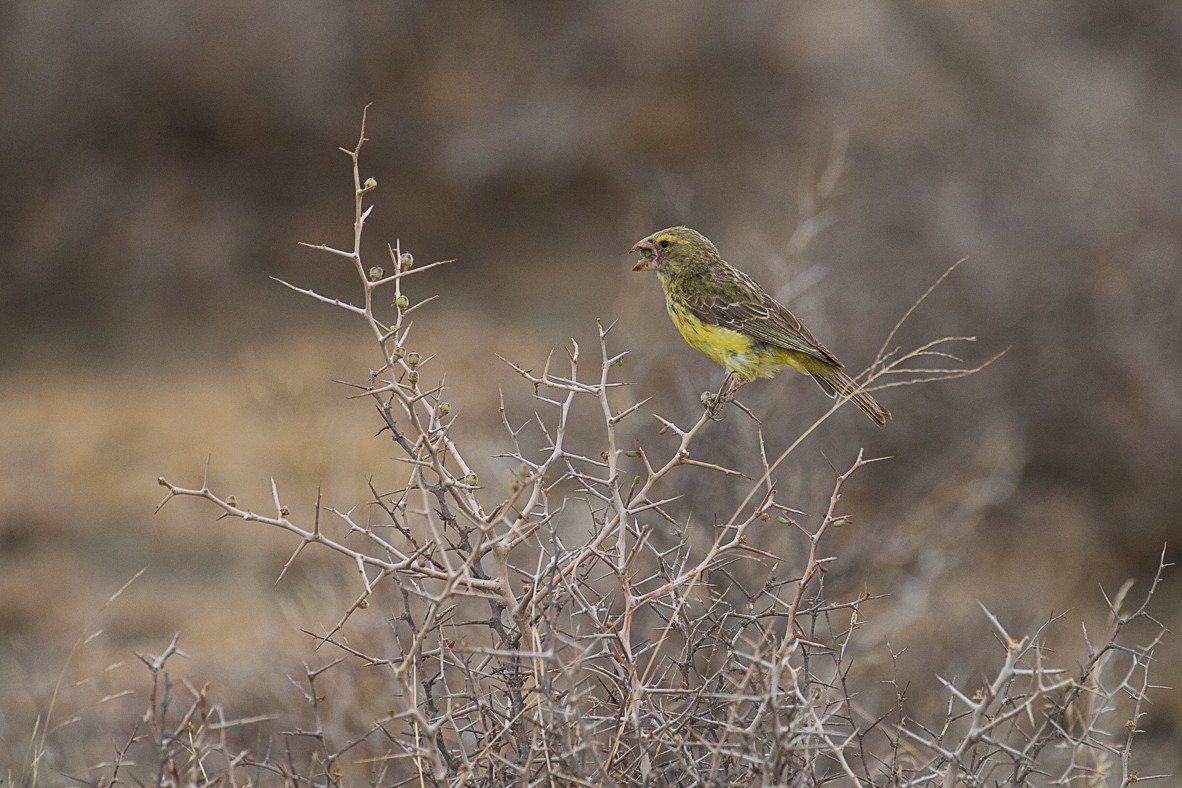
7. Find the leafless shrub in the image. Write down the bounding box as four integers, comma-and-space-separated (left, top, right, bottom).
136, 110, 1168, 786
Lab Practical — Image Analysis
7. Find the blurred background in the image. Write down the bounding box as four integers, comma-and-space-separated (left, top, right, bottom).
2, 0, 1179, 773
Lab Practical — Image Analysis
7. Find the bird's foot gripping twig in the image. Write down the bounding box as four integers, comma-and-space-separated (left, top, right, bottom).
702, 376, 731, 420
703, 374, 758, 422
702, 392, 725, 420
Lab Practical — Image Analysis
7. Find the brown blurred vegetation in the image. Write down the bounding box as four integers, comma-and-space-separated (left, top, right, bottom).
1, 0, 1180, 774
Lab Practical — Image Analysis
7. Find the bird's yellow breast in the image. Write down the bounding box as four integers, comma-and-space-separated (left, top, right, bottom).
665, 296, 801, 381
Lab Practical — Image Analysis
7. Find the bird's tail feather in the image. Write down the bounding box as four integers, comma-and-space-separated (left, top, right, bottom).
809, 367, 890, 427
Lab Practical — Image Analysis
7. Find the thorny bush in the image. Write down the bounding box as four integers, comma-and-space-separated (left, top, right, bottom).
140, 111, 1168, 787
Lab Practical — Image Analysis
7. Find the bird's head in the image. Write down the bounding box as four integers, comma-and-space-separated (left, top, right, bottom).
631, 226, 719, 275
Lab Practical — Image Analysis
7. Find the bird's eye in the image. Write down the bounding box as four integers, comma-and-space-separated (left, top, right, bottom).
659, 239, 670, 248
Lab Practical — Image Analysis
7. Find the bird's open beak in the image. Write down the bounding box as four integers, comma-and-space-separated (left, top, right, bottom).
631, 238, 658, 271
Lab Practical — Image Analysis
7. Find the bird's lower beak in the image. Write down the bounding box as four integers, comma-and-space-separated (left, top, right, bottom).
631, 239, 658, 271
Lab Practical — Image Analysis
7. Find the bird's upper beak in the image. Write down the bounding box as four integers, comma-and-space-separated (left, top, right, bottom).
631, 237, 659, 271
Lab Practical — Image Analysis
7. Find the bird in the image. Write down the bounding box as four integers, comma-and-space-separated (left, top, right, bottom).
631, 226, 889, 426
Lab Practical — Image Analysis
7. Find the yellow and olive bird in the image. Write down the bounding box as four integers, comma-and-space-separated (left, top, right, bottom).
632, 226, 889, 426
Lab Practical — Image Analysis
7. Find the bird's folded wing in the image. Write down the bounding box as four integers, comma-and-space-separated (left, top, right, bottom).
685, 293, 842, 366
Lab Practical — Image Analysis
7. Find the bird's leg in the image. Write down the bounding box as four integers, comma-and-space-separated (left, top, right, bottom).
725, 375, 750, 399
719, 373, 752, 403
